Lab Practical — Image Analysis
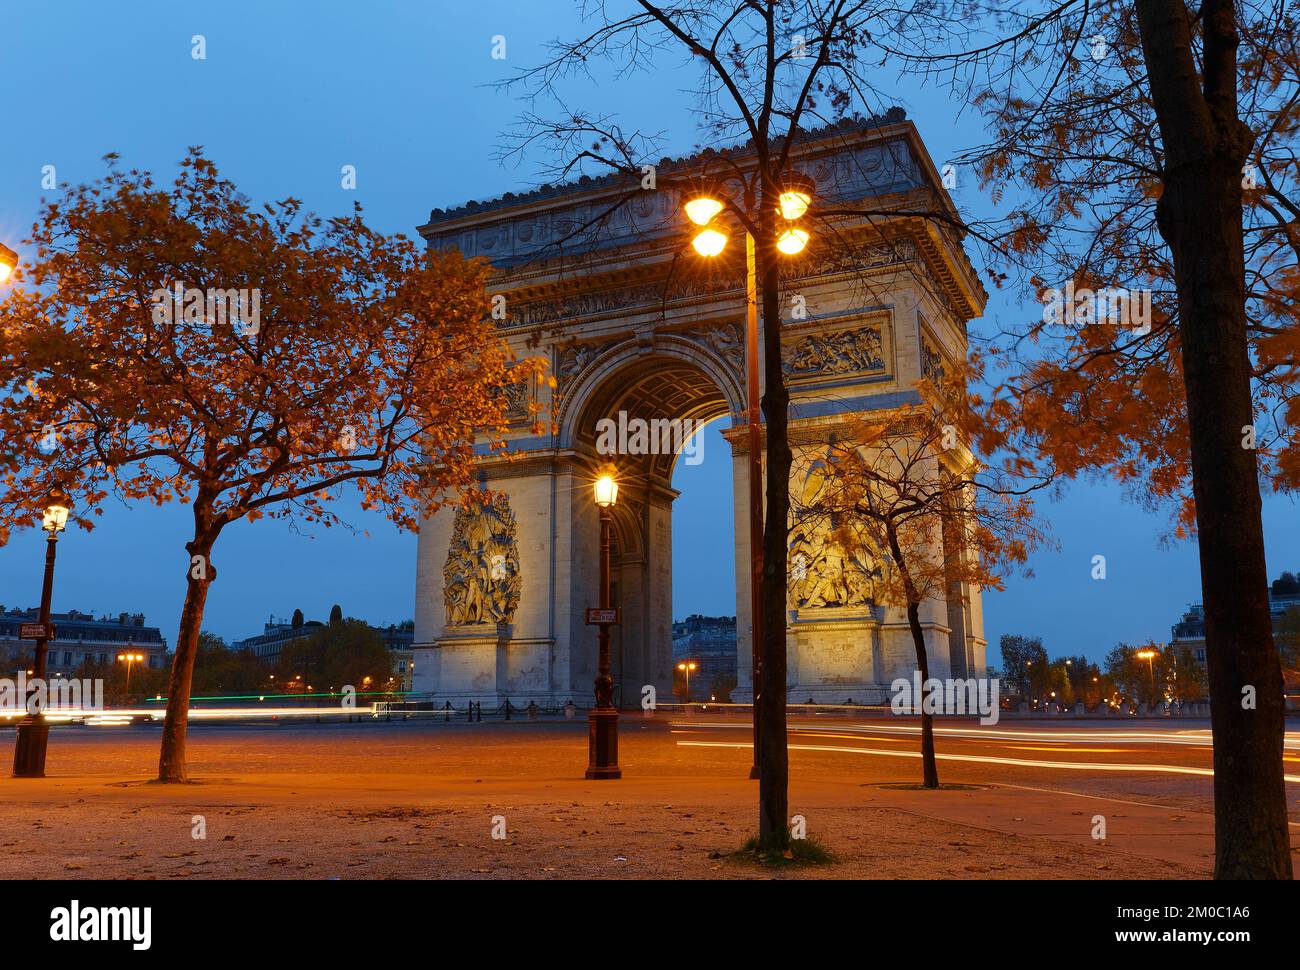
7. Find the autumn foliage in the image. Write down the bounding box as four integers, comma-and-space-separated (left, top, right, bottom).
0, 151, 545, 780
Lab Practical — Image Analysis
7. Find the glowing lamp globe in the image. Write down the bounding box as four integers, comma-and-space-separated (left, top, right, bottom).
42, 488, 73, 534
684, 196, 725, 226
594, 474, 618, 508
776, 227, 809, 255
692, 227, 729, 257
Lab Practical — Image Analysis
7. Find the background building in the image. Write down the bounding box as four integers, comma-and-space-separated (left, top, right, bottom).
0, 606, 168, 677
233, 610, 415, 690
671, 614, 738, 701
1171, 584, 1300, 663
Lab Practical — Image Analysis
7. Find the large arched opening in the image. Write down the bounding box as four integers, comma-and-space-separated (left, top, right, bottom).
564, 343, 748, 707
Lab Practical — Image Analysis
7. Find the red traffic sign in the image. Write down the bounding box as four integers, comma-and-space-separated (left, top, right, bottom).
585, 608, 620, 625
19, 622, 55, 640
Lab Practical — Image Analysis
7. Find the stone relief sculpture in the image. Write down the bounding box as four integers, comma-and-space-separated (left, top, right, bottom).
443, 494, 523, 626
785, 325, 885, 378
503, 380, 530, 420
685, 322, 744, 376
921, 340, 946, 381
788, 459, 878, 610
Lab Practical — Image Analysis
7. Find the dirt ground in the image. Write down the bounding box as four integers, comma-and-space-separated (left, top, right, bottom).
0, 718, 1224, 879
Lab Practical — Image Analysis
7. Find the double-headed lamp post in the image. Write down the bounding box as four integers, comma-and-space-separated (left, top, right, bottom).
13, 488, 74, 778
677, 661, 697, 704
586, 470, 621, 780
118, 650, 145, 699
682, 172, 814, 779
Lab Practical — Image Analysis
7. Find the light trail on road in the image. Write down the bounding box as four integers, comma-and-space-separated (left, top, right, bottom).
676, 739, 1300, 784
672, 719, 1300, 750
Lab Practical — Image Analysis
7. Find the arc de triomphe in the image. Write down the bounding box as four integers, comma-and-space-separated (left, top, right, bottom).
411, 111, 987, 707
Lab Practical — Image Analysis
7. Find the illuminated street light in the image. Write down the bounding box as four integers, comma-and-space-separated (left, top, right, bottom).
775, 226, 809, 255
14, 487, 75, 777
684, 195, 725, 226
778, 173, 815, 220
586, 467, 621, 779
117, 650, 145, 698
677, 660, 698, 703
593, 472, 618, 509
1137, 648, 1159, 697
0, 242, 17, 284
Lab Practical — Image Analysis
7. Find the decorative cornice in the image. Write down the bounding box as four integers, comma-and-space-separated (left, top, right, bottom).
422, 109, 908, 226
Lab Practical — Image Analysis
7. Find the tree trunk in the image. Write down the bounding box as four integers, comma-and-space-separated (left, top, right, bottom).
907, 600, 940, 788
157, 537, 215, 783
756, 193, 791, 851
1136, 0, 1292, 878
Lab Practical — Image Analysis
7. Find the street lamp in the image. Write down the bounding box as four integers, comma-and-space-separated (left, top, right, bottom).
677, 661, 698, 703
586, 468, 621, 779
1137, 649, 1158, 699
683, 171, 815, 780
117, 650, 145, 699
13, 487, 74, 777
0, 242, 17, 285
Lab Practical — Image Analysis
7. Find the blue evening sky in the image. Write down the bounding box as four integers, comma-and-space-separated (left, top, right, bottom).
1, 1, 1295, 664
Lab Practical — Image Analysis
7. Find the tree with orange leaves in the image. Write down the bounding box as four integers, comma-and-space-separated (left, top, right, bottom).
0, 151, 546, 782
793, 379, 1052, 787
878, 0, 1297, 879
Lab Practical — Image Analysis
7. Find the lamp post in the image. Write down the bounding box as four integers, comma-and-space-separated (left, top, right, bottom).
1137, 649, 1158, 701
0, 242, 17, 285
677, 660, 697, 704
586, 470, 621, 780
683, 172, 813, 780
13, 488, 73, 778
117, 650, 144, 700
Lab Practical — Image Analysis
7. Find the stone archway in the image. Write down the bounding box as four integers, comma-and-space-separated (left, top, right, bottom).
411, 114, 989, 706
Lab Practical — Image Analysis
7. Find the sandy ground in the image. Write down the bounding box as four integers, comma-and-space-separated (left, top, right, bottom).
0, 717, 1236, 879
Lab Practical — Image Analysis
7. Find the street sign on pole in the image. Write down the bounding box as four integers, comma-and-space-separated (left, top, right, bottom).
19, 622, 55, 640
584, 607, 619, 625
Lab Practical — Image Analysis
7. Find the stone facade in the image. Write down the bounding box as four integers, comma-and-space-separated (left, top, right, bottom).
412, 114, 987, 706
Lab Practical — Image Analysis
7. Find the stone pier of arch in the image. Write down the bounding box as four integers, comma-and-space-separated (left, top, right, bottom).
411, 114, 988, 708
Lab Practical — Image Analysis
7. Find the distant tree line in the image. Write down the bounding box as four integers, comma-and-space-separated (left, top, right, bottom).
996, 633, 1208, 711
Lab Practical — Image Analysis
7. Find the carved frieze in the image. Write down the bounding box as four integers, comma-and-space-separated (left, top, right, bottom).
502, 242, 914, 329
442, 494, 522, 626
784, 325, 885, 380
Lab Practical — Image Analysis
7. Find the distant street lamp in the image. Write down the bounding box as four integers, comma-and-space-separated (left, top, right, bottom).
677, 661, 698, 703
683, 171, 814, 780
117, 650, 145, 699
1136, 649, 1158, 698
0, 242, 17, 285
13, 487, 74, 778
585, 469, 621, 780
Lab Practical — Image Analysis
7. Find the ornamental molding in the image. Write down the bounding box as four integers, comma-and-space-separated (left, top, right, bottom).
500, 241, 916, 330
